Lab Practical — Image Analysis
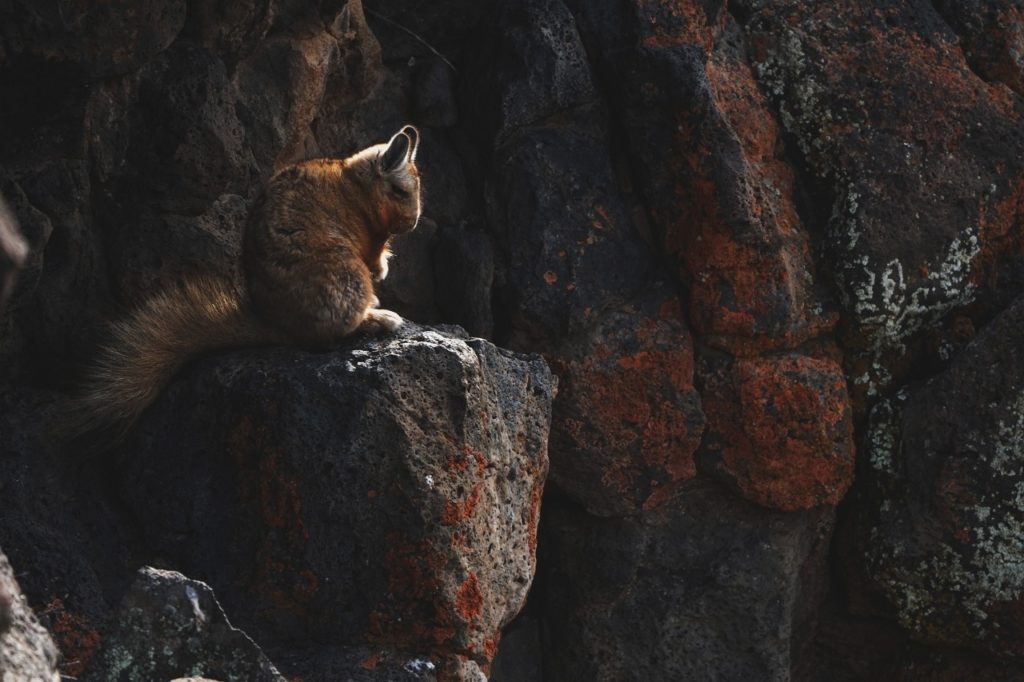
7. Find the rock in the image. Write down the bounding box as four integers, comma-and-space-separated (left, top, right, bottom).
467, 0, 597, 143
697, 348, 855, 511
313, 1, 396, 157
117, 325, 553, 669
487, 610, 542, 682
0, 547, 60, 682
0, 162, 106, 384
484, 118, 655, 348
107, 193, 249, 304
270, 644, 487, 682
417, 129, 471, 229
568, 0, 836, 355
539, 479, 833, 681
377, 217, 441, 324
363, 0, 490, 63
0, 0, 186, 77
854, 292, 1024, 656
0, 388, 133, 678
795, 600, 1024, 682
433, 222, 494, 340
0, 195, 27, 313
126, 42, 254, 213
547, 288, 705, 516
932, 0, 1024, 96
234, 30, 339, 172
183, 0, 274, 64
82, 567, 285, 682
414, 57, 459, 128
739, 0, 1024, 399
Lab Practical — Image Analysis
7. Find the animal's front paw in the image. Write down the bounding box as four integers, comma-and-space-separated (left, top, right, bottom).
360, 308, 403, 333
374, 252, 391, 282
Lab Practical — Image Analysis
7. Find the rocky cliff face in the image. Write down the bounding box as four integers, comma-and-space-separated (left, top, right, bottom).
1, 0, 1023, 680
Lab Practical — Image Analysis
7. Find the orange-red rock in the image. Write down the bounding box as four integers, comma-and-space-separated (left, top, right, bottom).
698, 351, 855, 511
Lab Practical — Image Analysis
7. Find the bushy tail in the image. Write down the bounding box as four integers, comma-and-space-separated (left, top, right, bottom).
62, 276, 285, 451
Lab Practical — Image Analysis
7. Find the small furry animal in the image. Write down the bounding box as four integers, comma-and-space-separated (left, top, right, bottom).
66, 125, 422, 446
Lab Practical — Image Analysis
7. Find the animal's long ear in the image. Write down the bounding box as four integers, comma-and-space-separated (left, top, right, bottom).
399, 125, 419, 162
381, 128, 413, 172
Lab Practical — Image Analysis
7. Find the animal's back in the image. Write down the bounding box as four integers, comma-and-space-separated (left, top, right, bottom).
64, 125, 422, 449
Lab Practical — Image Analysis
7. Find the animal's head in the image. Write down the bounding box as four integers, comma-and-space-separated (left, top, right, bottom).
346, 125, 421, 236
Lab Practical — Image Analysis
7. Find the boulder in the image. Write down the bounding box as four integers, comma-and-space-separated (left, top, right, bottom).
82, 567, 285, 682
739, 0, 1024, 400
539, 479, 833, 681
697, 348, 855, 511
0, 548, 60, 682
854, 292, 1024, 655
547, 287, 705, 516
568, 0, 837, 355
116, 325, 553, 669
0, 0, 186, 77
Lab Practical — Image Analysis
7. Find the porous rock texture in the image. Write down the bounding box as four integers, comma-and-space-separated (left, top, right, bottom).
83, 567, 286, 682
117, 325, 552, 675
0, 547, 60, 681
0, 0, 1023, 680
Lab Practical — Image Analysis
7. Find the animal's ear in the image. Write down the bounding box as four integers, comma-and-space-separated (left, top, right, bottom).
399, 125, 419, 162
380, 129, 412, 172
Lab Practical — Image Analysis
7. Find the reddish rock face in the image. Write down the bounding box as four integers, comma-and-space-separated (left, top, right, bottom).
4, 0, 1024, 678
741, 0, 1024, 403
699, 351, 854, 511
548, 288, 705, 516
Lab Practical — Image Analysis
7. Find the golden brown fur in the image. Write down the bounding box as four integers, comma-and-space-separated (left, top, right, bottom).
65, 126, 422, 447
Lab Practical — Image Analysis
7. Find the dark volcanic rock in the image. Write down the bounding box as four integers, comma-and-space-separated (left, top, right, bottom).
234, 30, 339, 172
0, 162, 106, 383
468, 0, 596, 142
0, 0, 186, 77
854, 293, 1024, 656
270, 643, 487, 682
697, 347, 855, 511
126, 42, 253, 213
547, 287, 705, 516
376, 217, 441, 325
569, 0, 836, 356
485, 119, 654, 348
433, 222, 495, 340
740, 0, 1024, 400
118, 326, 553, 669
467, 0, 655, 349
107, 193, 250, 304
4, 0, 1024, 677
0, 388, 132, 678
183, 0, 274, 63
933, 0, 1024, 97
0, 548, 60, 682
540, 479, 833, 682
82, 567, 284, 682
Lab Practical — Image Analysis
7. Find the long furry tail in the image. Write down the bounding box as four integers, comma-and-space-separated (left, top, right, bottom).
62, 276, 285, 452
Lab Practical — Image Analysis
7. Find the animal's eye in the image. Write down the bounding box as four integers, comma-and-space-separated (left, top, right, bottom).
390, 183, 410, 198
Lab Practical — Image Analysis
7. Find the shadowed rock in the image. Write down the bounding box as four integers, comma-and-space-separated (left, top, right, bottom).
539, 479, 833, 681
82, 567, 285, 682
0, 548, 60, 682
854, 293, 1024, 656
116, 325, 553, 670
